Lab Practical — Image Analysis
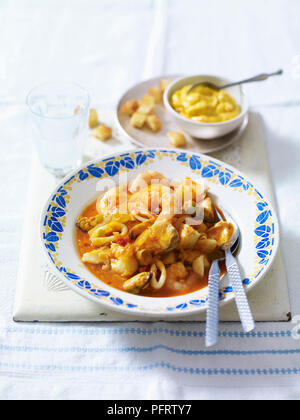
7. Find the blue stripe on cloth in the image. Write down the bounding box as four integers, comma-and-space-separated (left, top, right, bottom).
0, 344, 299, 356
0, 361, 299, 376
1, 327, 293, 338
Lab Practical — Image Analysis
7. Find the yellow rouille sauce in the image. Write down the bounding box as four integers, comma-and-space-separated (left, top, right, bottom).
171, 85, 241, 123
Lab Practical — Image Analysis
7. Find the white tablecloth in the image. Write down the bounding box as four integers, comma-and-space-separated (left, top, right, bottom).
1, 0, 300, 400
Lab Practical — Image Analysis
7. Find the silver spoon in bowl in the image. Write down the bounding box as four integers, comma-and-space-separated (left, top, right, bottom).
205, 205, 255, 347
188, 69, 283, 94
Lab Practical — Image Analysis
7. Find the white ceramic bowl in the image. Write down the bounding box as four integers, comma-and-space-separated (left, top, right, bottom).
164, 75, 249, 139
40, 148, 279, 319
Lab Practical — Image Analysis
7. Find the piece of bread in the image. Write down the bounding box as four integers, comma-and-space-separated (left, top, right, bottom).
74, 105, 81, 115
167, 131, 187, 147
130, 112, 147, 128
89, 108, 99, 128
146, 115, 162, 132
120, 99, 139, 116
159, 79, 171, 94
148, 87, 162, 104
93, 124, 112, 141
137, 95, 155, 115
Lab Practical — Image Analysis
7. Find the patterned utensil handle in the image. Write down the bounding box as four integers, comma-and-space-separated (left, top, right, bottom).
225, 249, 255, 333
205, 259, 220, 347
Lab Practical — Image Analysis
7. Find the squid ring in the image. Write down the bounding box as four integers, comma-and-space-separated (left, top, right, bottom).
132, 210, 156, 223
90, 222, 128, 247
150, 260, 167, 290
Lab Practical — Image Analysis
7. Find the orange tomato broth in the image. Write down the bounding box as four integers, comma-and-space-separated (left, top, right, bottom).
76, 200, 226, 298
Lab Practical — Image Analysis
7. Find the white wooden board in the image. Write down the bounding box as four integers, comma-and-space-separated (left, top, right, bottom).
13, 110, 291, 322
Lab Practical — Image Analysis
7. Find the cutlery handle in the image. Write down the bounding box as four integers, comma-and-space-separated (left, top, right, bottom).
225, 249, 255, 333
205, 260, 220, 347
222, 69, 283, 89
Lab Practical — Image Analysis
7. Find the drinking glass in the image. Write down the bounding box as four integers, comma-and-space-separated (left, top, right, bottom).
26, 82, 90, 178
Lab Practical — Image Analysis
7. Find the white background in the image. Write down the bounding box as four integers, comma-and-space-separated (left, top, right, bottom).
1, 0, 300, 400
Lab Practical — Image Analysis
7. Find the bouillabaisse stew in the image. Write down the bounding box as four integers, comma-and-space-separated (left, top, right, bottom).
76, 171, 234, 298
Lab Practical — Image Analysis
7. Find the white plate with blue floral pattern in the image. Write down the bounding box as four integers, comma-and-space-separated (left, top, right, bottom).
40, 148, 279, 318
